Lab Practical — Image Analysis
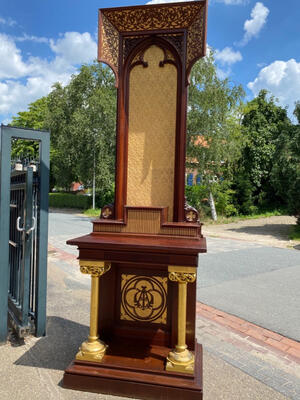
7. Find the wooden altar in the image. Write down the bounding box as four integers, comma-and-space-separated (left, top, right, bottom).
63, 2, 207, 399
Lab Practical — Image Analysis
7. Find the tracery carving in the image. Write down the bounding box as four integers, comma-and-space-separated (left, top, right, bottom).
187, 6, 205, 72
123, 36, 148, 62
99, 2, 206, 85
100, 14, 119, 77
103, 3, 202, 32
162, 34, 184, 59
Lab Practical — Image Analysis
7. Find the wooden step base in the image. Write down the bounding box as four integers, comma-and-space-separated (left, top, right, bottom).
63, 342, 203, 400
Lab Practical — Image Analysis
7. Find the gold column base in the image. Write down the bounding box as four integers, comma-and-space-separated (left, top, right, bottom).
76, 336, 108, 363
166, 349, 195, 374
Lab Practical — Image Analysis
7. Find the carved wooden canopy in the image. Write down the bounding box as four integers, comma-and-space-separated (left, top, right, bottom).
98, 1, 207, 223
98, 1, 207, 87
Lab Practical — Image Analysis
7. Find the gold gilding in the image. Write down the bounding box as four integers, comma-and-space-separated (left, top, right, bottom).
166, 266, 196, 374
120, 274, 168, 324
76, 260, 111, 362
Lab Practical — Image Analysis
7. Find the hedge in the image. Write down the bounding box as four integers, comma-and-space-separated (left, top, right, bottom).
49, 193, 92, 209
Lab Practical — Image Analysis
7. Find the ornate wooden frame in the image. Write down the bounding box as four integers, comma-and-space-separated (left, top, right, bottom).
98, 1, 207, 222
63, 3, 207, 399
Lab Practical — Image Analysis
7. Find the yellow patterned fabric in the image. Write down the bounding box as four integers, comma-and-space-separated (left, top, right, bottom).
127, 45, 177, 221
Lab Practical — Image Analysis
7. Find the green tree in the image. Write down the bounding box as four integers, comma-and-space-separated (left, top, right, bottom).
9, 97, 48, 162
187, 50, 245, 219
11, 97, 48, 130
46, 62, 117, 201
271, 102, 300, 223
235, 90, 292, 213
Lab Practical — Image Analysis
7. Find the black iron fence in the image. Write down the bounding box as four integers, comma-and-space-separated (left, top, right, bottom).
0, 125, 50, 343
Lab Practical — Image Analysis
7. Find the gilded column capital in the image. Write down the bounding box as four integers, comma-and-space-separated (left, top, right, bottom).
168, 266, 197, 283
168, 271, 196, 283
79, 260, 111, 277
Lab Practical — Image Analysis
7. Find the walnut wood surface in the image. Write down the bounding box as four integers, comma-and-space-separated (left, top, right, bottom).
67, 233, 206, 254
63, 342, 203, 400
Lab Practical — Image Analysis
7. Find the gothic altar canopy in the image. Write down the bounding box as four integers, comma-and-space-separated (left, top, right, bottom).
63, 2, 207, 399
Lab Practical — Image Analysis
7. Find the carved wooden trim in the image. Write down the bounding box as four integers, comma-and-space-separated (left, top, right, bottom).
98, 1, 207, 85
100, 204, 115, 220
98, 1, 207, 221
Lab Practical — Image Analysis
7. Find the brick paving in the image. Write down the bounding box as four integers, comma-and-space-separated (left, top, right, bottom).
197, 302, 300, 363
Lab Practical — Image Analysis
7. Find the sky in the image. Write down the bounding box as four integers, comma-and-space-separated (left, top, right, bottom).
0, 0, 299, 124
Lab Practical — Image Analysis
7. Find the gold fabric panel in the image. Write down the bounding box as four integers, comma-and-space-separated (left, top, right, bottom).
127, 45, 177, 221
120, 274, 168, 324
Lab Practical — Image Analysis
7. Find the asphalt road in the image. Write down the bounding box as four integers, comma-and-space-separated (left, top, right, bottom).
48, 211, 300, 341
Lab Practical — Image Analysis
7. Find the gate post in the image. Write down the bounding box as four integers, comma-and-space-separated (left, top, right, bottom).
0, 125, 50, 343
0, 126, 12, 343
35, 133, 50, 337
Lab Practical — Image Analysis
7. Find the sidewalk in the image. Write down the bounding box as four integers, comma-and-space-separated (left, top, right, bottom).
0, 253, 292, 400
2, 241, 299, 400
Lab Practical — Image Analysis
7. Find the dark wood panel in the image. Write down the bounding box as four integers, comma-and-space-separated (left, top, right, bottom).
63, 342, 203, 400
67, 233, 206, 254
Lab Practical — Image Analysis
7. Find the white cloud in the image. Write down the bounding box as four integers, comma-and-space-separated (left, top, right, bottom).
248, 59, 300, 115
50, 32, 96, 65
0, 16, 16, 27
215, 47, 242, 65
0, 34, 29, 79
0, 31, 97, 123
14, 34, 49, 44
241, 2, 269, 45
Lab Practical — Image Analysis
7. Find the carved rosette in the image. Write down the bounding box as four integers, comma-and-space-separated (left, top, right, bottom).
100, 204, 114, 219
168, 271, 196, 283
184, 198, 199, 223
80, 262, 111, 277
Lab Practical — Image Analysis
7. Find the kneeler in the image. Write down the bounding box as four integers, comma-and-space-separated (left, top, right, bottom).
63, 2, 208, 399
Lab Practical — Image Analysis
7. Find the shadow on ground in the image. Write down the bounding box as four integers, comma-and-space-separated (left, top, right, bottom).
14, 316, 88, 371
228, 224, 293, 241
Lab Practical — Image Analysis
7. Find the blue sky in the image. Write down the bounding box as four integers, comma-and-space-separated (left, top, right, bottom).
0, 0, 299, 123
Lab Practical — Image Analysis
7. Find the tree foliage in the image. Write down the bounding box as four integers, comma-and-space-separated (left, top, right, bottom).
271, 102, 300, 223
187, 50, 245, 182
46, 63, 117, 191
234, 90, 292, 213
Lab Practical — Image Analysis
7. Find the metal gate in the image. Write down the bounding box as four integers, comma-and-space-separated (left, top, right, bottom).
0, 125, 50, 343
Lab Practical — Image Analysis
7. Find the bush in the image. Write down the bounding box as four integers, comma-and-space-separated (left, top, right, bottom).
49, 193, 92, 209
185, 185, 210, 217
212, 181, 238, 217
95, 185, 115, 209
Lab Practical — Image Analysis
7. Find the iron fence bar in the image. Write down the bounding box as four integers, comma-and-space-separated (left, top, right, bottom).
0, 126, 12, 343
35, 137, 50, 337
20, 168, 33, 327
0, 125, 50, 344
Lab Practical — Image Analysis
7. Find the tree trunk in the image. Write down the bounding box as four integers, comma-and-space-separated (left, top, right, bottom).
209, 191, 217, 221
92, 152, 96, 210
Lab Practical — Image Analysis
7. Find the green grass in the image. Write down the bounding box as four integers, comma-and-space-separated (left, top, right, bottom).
289, 225, 300, 241
203, 209, 287, 225
83, 208, 101, 217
